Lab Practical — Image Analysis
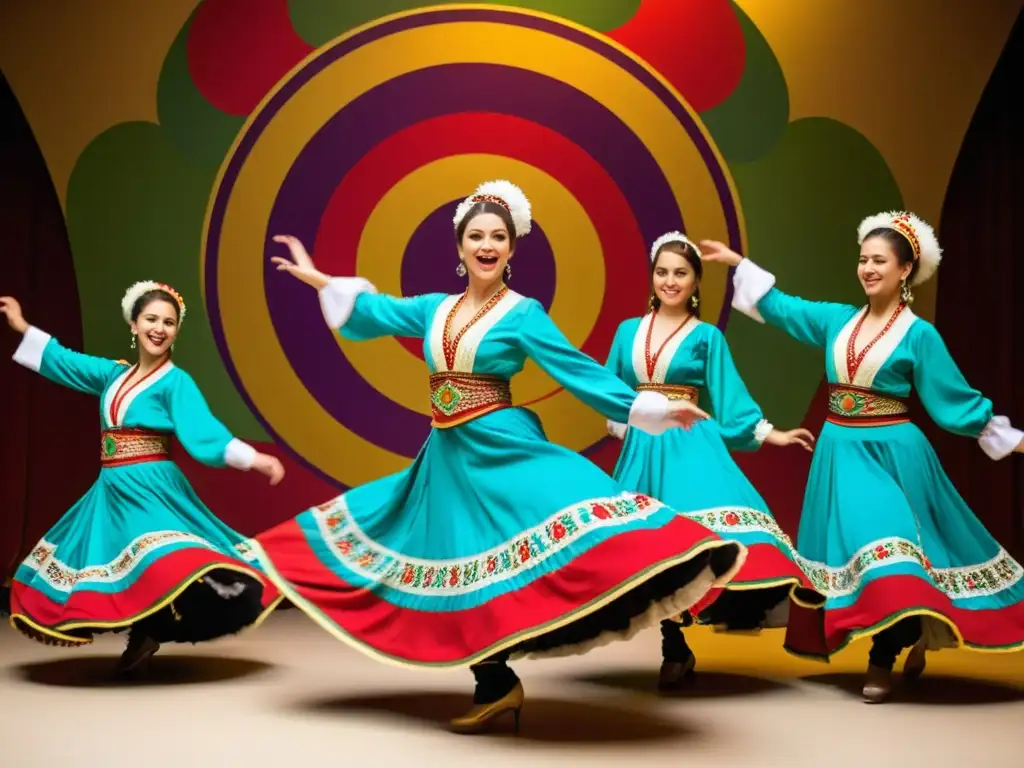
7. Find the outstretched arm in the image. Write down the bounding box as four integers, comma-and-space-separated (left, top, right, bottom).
271, 235, 436, 340
602, 322, 632, 439
3, 296, 124, 396
167, 371, 284, 484
912, 323, 1023, 459
700, 242, 855, 348
518, 301, 708, 434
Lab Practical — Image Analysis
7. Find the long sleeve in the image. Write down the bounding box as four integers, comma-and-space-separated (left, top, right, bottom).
912, 322, 1022, 459
13, 326, 124, 396
518, 301, 673, 435
704, 327, 772, 451
603, 322, 632, 439
166, 371, 256, 470
732, 259, 854, 348
318, 277, 438, 341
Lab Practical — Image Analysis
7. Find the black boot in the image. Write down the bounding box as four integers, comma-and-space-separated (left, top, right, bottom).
658, 618, 696, 691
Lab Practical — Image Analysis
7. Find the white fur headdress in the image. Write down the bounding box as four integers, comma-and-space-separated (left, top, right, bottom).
650, 231, 702, 262
857, 211, 942, 286
121, 281, 187, 325
453, 180, 532, 238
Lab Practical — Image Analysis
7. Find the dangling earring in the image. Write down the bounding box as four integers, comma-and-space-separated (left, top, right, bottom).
900, 278, 913, 304
456, 260, 467, 277
130, 334, 137, 350
504, 263, 512, 281
647, 293, 656, 313
690, 294, 699, 309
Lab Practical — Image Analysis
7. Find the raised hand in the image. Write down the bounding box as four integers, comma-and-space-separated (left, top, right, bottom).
764, 427, 816, 453
252, 453, 286, 486
667, 399, 710, 431
698, 240, 744, 267
0, 296, 29, 334
271, 235, 329, 289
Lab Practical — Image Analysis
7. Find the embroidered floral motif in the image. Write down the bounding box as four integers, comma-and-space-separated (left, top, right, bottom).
684, 507, 798, 554
312, 493, 664, 595
796, 538, 1024, 600
23, 531, 238, 592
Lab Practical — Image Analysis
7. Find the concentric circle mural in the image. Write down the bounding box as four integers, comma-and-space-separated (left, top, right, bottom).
203, 7, 744, 488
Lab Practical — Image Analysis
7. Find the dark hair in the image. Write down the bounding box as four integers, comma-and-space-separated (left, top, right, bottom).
132, 289, 181, 323
455, 201, 518, 247
862, 227, 918, 282
650, 241, 703, 317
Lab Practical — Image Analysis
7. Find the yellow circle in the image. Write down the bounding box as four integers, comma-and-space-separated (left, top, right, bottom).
203, 11, 743, 487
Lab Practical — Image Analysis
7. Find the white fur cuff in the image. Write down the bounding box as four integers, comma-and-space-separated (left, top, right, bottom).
732, 259, 776, 324
606, 420, 627, 440
753, 419, 774, 444
225, 439, 257, 470
318, 277, 378, 330
12, 326, 52, 372
627, 390, 671, 435
978, 416, 1023, 460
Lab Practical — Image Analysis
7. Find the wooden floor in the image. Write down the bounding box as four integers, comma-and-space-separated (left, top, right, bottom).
2, 609, 1022, 767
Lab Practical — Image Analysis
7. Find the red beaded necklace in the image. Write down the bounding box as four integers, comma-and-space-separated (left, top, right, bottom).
846, 303, 906, 381
644, 310, 693, 380
442, 285, 509, 370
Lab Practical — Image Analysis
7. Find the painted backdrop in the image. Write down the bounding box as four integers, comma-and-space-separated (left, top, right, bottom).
1, 0, 1019, 542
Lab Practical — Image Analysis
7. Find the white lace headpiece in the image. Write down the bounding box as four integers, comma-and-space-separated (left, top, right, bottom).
121, 281, 187, 326
453, 180, 532, 238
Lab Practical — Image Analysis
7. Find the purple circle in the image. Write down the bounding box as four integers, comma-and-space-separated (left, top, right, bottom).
400, 199, 555, 310
205, 8, 743, 488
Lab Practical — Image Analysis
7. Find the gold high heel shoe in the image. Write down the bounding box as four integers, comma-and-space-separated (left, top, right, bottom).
449, 681, 525, 734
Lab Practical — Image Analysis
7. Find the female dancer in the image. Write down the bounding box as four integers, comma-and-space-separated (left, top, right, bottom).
252, 180, 747, 733
700, 211, 1024, 702
1, 284, 285, 673
604, 231, 825, 690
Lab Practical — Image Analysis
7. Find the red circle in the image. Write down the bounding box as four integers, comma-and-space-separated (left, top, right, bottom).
608, 0, 745, 112
187, 0, 313, 116
312, 112, 649, 379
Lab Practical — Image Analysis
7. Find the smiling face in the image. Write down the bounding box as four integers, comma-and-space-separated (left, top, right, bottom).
130, 298, 179, 359
458, 211, 514, 285
858, 234, 913, 301
652, 248, 698, 310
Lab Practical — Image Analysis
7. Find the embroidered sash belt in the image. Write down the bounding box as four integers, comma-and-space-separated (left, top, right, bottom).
636, 383, 700, 407
429, 372, 512, 428
100, 428, 171, 467
827, 384, 910, 427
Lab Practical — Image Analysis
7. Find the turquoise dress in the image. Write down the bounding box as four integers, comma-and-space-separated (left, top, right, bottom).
8, 326, 281, 646
252, 280, 747, 668
730, 259, 1024, 658
605, 314, 825, 627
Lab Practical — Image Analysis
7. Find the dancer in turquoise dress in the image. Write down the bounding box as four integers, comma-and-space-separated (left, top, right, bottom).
0, 284, 285, 674
252, 180, 747, 733
700, 211, 1024, 703
605, 231, 825, 690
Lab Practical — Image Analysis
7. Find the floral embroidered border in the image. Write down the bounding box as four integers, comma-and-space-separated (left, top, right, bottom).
794, 537, 1024, 600
22, 531, 251, 592
308, 492, 665, 596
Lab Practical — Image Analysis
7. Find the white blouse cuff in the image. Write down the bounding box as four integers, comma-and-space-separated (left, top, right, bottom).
12, 326, 52, 372
753, 419, 774, 445
606, 420, 627, 440
627, 390, 672, 435
732, 259, 776, 324
225, 439, 257, 470
318, 277, 378, 330
978, 416, 1023, 460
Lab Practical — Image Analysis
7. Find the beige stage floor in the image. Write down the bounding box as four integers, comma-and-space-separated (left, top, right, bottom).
1, 609, 1021, 767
